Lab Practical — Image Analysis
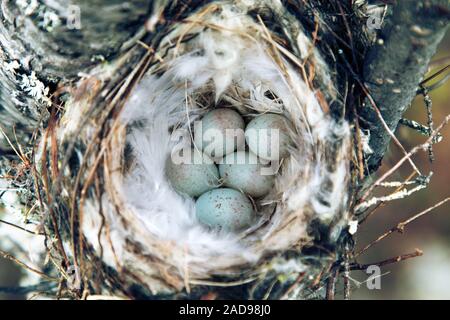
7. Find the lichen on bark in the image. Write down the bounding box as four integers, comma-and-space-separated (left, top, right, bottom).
0, 0, 449, 300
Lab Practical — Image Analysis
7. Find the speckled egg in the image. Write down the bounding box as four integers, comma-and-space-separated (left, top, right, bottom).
195, 188, 254, 232
194, 108, 245, 158
166, 148, 219, 197
245, 113, 293, 161
218, 151, 275, 198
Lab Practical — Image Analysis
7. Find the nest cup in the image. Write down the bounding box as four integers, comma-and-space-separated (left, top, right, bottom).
59, 3, 352, 298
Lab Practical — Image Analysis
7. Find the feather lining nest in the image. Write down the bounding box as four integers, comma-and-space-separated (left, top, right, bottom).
41, 2, 352, 298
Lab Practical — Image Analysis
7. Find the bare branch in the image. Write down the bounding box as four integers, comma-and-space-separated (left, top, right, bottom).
356, 197, 450, 256
350, 249, 424, 270
0, 0, 150, 149
0, 249, 58, 282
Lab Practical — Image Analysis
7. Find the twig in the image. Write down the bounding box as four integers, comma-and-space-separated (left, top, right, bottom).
420, 87, 435, 162
399, 118, 443, 142
340, 54, 421, 176
325, 268, 339, 300
419, 64, 450, 88
356, 173, 431, 212
40, 127, 70, 268
343, 244, 351, 300
353, 105, 365, 180
397, 197, 450, 231
350, 249, 423, 271
0, 219, 43, 235
0, 249, 58, 282
356, 197, 449, 257
358, 171, 417, 224
0, 125, 29, 165
359, 114, 450, 206
359, 78, 421, 176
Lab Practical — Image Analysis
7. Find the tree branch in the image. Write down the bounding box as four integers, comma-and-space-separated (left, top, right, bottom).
1, 0, 149, 79
360, 0, 450, 170
0, 0, 149, 149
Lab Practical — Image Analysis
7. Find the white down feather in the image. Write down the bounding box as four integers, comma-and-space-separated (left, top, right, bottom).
81, 4, 350, 281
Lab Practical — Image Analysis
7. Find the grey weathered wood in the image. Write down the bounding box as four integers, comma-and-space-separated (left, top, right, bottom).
360, 0, 449, 170
0, 0, 149, 149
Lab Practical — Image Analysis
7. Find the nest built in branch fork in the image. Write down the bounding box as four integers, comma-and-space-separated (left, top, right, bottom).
0, 0, 449, 300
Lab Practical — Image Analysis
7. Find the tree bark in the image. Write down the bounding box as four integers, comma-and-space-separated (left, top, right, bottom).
0, 0, 149, 149
360, 0, 450, 170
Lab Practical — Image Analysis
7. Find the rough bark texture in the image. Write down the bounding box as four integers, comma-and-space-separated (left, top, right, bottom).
0, 0, 149, 149
0, 0, 449, 299
360, 0, 450, 170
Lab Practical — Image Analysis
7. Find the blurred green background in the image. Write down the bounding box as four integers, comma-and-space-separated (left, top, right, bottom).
1, 32, 449, 301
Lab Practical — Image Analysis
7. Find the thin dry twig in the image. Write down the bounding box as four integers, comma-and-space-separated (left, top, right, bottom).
40, 126, 70, 268
350, 249, 423, 270
343, 244, 351, 300
420, 64, 450, 88
356, 197, 450, 257
360, 80, 421, 176
359, 114, 450, 206
353, 106, 366, 180
420, 87, 435, 162
0, 249, 58, 282
0, 125, 30, 165
325, 268, 339, 300
0, 219, 44, 235
358, 171, 417, 224
340, 55, 421, 177
356, 173, 431, 212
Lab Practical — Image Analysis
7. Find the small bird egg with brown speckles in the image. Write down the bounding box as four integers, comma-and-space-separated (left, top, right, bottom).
194, 108, 245, 158
219, 151, 275, 198
195, 188, 254, 232
166, 148, 219, 197
245, 113, 293, 161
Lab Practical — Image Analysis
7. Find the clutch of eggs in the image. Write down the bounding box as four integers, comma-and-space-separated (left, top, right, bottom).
166, 107, 293, 233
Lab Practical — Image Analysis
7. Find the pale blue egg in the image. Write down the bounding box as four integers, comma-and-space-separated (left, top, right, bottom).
245, 113, 293, 161
194, 108, 245, 158
196, 188, 254, 232
166, 148, 219, 197
218, 151, 275, 198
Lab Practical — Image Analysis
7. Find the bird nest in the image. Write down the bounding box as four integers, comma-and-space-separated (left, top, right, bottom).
28, 2, 358, 299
